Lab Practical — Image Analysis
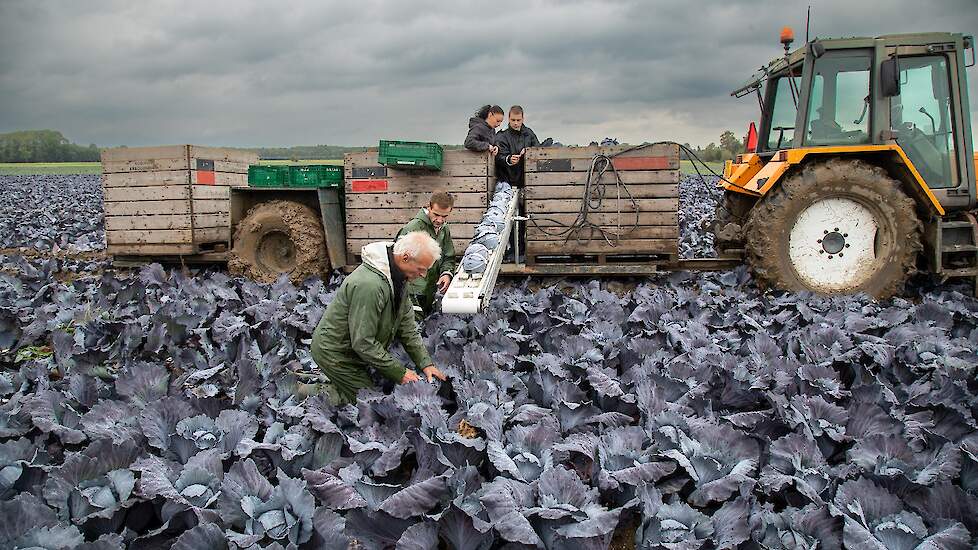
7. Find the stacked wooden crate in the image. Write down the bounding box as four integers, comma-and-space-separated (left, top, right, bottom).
101, 145, 257, 256
343, 149, 493, 260
524, 144, 680, 262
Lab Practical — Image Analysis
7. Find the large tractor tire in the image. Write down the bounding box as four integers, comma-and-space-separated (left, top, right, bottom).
743, 159, 921, 299
228, 200, 329, 283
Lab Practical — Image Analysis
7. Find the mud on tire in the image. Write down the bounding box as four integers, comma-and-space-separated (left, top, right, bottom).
743, 159, 921, 299
709, 192, 755, 252
228, 200, 328, 283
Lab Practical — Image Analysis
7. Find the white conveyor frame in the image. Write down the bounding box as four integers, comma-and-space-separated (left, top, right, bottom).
441, 191, 520, 314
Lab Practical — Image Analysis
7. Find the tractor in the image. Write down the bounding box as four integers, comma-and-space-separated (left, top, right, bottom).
715, 30, 977, 298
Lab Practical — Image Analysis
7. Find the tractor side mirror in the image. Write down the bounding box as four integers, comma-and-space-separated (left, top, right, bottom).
881, 57, 901, 97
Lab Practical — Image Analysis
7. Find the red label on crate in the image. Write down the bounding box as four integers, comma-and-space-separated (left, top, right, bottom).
611, 156, 671, 170
350, 179, 388, 192
196, 170, 216, 185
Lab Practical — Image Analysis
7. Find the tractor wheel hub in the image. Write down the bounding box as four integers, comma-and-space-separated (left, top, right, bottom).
788, 197, 880, 291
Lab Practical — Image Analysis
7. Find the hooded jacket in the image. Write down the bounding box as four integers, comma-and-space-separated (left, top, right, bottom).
396, 209, 456, 309
464, 116, 496, 152
495, 125, 540, 186
310, 241, 432, 403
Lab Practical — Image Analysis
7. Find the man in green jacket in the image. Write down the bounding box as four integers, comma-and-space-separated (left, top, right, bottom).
309, 231, 447, 404
395, 192, 457, 323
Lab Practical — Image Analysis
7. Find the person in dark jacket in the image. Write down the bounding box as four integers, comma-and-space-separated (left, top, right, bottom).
395, 192, 457, 323
495, 105, 541, 187
464, 105, 504, 155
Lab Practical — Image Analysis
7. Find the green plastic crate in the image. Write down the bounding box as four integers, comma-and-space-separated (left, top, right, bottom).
248, 165, 289, 187
378, 140, 443, 170
288, 165, 344, 188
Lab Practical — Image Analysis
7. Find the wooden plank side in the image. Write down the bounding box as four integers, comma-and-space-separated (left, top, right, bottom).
193, 227, 231, 243
528, 155, 683, 174
102, 170, 249, 187
525, 183, 678, 199
525, 143, 679, 162
345, 192, 487, 210
102, 158, 189, 174
526, 226, 678, 240
100, 145, 187, 163
188, 146, 259, 166
103, 170, 189, 187
526, 159, 681, 178
190, 171, 248, 186
106, 229, 193, 245
107, 243, 196, 255
526, 198, 678, 214
526, 171, 679, 185
346, 224, 476, 240
104, 213, 229, 231
345, 207, 486, 224
528, 212, 679, 226
190, 185, 231, 200
191, 199, 231, 214
104, 200, 191, 216
343, 176, 488, 194
344, 164, 489, 178
104, 186, 190, 202
526, 239, 678, 255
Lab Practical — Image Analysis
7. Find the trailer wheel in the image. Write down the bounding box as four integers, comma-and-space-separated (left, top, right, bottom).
229, 200, 328, 283
743, 159, 921, 299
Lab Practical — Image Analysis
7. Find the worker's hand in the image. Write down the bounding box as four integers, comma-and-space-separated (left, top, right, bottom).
437, 274, 452, 293
422, 365, 447, 383
400, 369, 420, 384
489, 145, 499, 156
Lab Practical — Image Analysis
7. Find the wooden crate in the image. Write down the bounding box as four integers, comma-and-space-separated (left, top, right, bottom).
101, 145, 257, 256
524, 144, 680, 261
343, 149, 494, 258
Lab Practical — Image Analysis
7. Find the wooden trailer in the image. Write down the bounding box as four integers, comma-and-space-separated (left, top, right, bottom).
101, 144, 735, 279
101, 145, 257, 257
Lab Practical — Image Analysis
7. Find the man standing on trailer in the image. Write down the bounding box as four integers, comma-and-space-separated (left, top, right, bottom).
308, 231, 448, 404
495, 105, 540, 187
396, 192, 456, 324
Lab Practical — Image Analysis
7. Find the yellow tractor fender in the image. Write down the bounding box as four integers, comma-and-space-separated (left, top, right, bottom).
721, 145, 945, 215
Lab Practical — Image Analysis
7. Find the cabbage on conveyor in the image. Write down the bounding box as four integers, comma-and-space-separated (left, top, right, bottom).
442, 182, 519, 313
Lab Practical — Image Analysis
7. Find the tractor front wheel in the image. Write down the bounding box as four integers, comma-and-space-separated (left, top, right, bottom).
229, 200, 329, 283
743, 159, 921, 299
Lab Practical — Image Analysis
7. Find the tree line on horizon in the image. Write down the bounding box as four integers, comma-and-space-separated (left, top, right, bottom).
0, 129, 745, 163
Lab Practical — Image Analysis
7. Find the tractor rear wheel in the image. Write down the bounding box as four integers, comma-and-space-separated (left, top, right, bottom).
743, 159, 921, 299
229, 200, 329, 283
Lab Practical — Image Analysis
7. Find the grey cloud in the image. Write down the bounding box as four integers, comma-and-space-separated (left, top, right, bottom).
0, 0, 975, 148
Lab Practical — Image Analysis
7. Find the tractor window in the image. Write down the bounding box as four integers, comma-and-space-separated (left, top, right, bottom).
890, 55, 957, 189
765, 75, 799, 150
804, 51, 872, 146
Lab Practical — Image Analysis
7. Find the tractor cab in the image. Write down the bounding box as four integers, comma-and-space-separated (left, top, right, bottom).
728, 31, 975, 212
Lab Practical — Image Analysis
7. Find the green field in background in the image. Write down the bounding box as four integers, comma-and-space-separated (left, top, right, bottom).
0, 162, 102, 175
1, 159, 720, 176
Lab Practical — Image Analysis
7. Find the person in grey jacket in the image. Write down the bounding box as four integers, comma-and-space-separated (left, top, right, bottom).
464, 105, 504, 155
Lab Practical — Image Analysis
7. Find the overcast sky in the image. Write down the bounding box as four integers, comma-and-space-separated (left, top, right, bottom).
1, 0, 976, 148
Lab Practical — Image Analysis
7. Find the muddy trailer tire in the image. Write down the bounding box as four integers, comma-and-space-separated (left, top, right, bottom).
743, 159, 921, 299
229, 200, 329, 283
709, 192, 755, 252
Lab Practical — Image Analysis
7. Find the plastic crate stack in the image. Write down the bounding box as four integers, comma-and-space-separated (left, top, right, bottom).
460, 182, 514, 274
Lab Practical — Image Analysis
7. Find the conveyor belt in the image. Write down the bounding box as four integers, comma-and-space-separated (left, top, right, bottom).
440, 191, 521, 314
